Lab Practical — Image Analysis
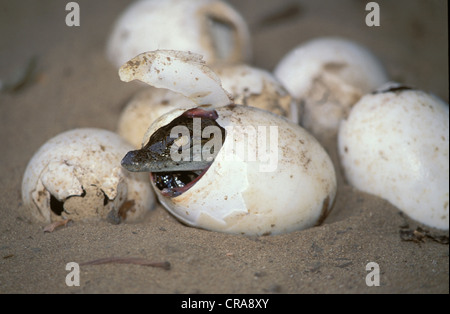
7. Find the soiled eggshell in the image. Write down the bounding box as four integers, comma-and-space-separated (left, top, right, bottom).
118, 87, 197, 148
212, 63, 299, 123
21, 128, 155, 223
141, 105, 337, 235
338, 85, 449, 230
106, 0, 252, 69
274, 37, 388, 139
118, 50, 337, 235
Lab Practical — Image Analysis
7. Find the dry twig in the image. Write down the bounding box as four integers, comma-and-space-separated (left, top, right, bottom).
80, 257, 171, 270
43, 219, 72, 233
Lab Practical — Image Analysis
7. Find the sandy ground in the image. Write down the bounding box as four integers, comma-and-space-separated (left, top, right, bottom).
0, 0, 448, 294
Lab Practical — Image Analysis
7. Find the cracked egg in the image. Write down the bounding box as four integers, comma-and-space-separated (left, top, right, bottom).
106, 0, 252, 69
21, 128, 155, 224
274, 37, 389, 139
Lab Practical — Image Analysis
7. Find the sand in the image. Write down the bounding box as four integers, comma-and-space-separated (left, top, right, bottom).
0, 0, 448, 294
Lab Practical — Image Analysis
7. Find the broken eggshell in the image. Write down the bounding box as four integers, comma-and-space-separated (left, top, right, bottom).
106, 0, 252, 69
138, 105, 337, 235
274, 37, 389, 139
21, 128, 155, 223
118, 50, 337, 235
118, 63, 299, 148
338, 84, 449, 230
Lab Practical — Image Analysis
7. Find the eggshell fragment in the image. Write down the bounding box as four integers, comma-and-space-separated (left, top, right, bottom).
274, 37, 389, 138
119, 50, 233, 107
21, 128, 155, 223
106, 0, 252, 69
338, 85, 449, 230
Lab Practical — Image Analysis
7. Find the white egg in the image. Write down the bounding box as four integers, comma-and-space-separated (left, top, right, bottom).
118, 50, 337, 235
338, 84, 449, 230
274, 37, 389, 139
21, 128, 155, 223
106, 0, 252, 69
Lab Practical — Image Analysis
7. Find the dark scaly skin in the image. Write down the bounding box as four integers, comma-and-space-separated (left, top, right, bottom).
121, 149, 213, 173
121, 108, 224, 173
